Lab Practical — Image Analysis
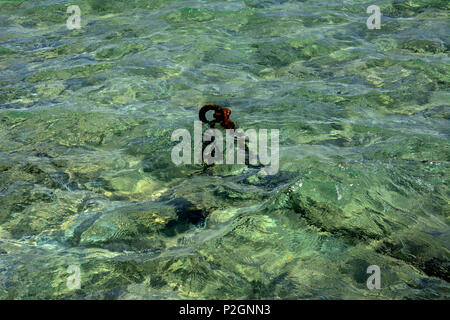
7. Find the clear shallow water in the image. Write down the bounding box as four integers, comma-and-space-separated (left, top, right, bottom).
0, 0, 449, 299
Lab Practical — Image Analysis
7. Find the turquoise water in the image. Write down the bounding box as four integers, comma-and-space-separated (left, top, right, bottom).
0, 0, 449, 299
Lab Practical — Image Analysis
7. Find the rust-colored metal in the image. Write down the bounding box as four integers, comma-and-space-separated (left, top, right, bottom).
198, 104, 260, 169
199, 104, 236, 129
